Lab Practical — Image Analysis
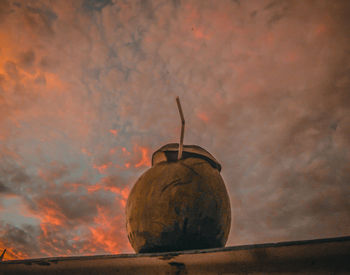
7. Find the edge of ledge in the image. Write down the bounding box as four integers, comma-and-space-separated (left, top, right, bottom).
2, 235, 349, 264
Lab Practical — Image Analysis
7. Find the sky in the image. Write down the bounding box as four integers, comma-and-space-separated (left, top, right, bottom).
0, 0, 349, 260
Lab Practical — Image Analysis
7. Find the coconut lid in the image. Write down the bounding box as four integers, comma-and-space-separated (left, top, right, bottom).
152, 143, 222, 171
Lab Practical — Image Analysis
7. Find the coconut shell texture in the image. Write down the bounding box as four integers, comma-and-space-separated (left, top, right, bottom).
126, 156, 231, 253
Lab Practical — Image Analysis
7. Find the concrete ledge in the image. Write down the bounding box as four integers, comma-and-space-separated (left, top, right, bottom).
1, 236, 349, 274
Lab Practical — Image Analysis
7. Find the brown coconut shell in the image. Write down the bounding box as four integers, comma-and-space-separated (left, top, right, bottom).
126, 144, 231, 253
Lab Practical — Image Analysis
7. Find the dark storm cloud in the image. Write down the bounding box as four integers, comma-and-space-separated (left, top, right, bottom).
18, 50, 35, 68
22, 4, 57, 37
26, 5, 58, 24
0, 156, 31, 195
0, 181, 10, 193
82, 0, 113, 12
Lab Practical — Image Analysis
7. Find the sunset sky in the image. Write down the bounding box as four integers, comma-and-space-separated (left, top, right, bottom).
0, 0, 349, 260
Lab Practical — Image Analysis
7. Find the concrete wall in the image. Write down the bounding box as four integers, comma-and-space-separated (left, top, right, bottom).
1, 236, 349, 274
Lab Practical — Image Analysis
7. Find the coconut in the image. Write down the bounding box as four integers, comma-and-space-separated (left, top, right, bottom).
126, 144, 231, 253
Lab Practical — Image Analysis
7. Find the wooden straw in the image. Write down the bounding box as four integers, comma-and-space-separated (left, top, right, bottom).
176, 96, 185, 160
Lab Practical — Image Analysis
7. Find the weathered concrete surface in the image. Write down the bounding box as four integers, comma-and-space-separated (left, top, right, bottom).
126, 155, 231, 253
1, 236, 349, 274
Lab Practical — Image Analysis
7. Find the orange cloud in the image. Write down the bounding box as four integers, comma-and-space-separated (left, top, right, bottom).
81, 148, 93, 156
122, 147, 131, 156
109, 147, 117, 154
0, 242, 27, 261
86, 206, 128, 254
197, 111, 209, 123
93, 162, 112, 174
134, 146, 151, 168
109, 129, 118, 136
86, 179, 129, 200
37, 199, 66, 227
192, 27, 210, 40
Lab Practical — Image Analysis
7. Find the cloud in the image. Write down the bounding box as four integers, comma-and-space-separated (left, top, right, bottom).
82, 0, 113, 12
0, 0, 349, 259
